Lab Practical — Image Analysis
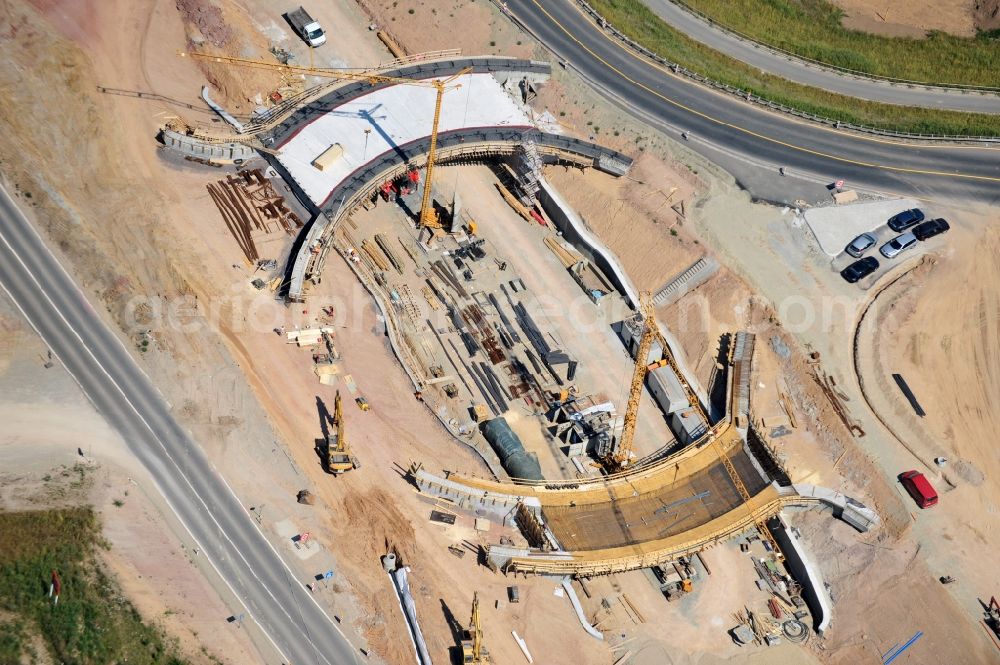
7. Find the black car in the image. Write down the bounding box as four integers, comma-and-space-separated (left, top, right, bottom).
913, 218, 950, 241
887, 208, 925, 232
841, 257, 879, 283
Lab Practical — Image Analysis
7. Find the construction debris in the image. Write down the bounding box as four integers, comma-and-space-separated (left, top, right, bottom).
206, 169, 303, 262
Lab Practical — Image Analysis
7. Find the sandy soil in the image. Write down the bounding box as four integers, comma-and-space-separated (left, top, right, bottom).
2, 0, 995, 662
687, 185, 999, 660
354, 0, 534, 60
830, 0, 979, 37
0, 293, 261, 665
853, 217, 1000, 632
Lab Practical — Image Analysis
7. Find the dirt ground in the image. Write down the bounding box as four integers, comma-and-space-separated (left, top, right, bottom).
681, 183, 1000, 660
830, 0, 1000, 37
0, 292, 260, 665
854, 218, 1000, 626
354, 0, 534, 61
2, 0, 997, 663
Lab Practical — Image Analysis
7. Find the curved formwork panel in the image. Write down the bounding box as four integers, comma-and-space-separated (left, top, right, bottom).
488, 489, 786, 576
258, 56, 632, 302
281, 129, 632, 300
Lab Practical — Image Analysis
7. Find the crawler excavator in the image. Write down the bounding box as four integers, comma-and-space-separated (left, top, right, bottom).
325, 391, 357, 474
461, 592, 489, 664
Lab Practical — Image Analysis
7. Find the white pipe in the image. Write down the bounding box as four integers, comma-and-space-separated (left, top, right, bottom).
512, 631, 533, 663
562, 578, 604, 640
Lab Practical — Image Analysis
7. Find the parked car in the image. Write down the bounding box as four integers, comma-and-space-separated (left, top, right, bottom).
880, 232, 917, 259
840, 257, 879, 283
898, 470, 938, 508
845, 232, 877, 258
887, 208, 925, 232
913, 218, 950, 241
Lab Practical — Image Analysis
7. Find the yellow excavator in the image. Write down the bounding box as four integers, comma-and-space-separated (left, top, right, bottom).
326, 391, 357, 474
461, 592, 489, 664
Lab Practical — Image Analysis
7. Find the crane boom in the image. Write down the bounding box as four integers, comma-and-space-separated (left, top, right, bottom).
418, 83, 446, 229
610, 293, 783, 559
177, 51, 470, 227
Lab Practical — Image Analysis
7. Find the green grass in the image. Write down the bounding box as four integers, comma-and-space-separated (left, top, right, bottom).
587, 0, 1000, 136
678, 0, 1000, 87
0, 508, 189, 665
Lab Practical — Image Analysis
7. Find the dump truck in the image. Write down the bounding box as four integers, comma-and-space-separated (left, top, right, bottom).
286, 6, 326, 47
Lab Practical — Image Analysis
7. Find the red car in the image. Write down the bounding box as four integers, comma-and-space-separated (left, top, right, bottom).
898, 470, 938, 508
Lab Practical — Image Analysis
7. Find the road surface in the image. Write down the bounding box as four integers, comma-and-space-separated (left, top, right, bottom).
642, 0, 1000, 114
0, 185, 359, 665
502, 0, 1000, 205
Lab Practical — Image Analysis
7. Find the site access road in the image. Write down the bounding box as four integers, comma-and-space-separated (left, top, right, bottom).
0, 186, 359, 665
503, 0, 1000, 205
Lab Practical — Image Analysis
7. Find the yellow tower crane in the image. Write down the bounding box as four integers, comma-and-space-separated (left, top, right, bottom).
326, 391, 356, 474
609, 292, 783, 559
177, 51, 471, 228
461, 592, 489, 664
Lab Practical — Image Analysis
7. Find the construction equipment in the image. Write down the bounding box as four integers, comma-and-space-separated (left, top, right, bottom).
461, 592, 490, 664
176, 51, 470, 228
605, 292, 671, 471
355, 396, 371, 412
986, 596, 1000, 638
326, 391, 357, 474
608, 292, 784, 560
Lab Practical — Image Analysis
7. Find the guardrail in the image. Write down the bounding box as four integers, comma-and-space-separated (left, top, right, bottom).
571, 0, 1000, 142
669, 0, 1000, 94
492, 0, 1000, 142
570, 0, 1000, 143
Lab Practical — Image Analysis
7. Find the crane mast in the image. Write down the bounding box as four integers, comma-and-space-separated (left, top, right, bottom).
177, 52, 469, 228
418, 82, 446, 229
609, 293, 783, 559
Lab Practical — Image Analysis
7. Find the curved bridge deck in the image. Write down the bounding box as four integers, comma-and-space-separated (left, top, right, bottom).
258, 55, 632, 302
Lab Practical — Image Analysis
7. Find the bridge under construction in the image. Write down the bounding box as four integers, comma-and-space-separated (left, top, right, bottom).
410, 335, 878, 577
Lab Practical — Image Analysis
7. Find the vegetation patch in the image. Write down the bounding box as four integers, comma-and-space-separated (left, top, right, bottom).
678, 0, 1000, 87
587, 0, 1000, 136
0, 508, 188, 664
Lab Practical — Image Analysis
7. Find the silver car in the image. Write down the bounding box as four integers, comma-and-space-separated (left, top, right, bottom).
880, 232, 917, 259
845, 232, 877, 258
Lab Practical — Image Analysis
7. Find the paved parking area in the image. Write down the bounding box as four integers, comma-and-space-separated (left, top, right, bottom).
804, 198, 920, 256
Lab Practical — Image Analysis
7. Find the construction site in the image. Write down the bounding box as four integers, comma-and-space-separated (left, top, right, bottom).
150, 22, 891, 661
1, 0, 998, 664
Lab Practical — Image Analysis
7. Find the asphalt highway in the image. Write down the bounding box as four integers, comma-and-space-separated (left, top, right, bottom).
0, 186, 359, 665
504, 0, 1000, 205
642, 0, 1000, 114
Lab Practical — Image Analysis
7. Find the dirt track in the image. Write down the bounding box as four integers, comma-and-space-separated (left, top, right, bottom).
853, 219, 1000, 627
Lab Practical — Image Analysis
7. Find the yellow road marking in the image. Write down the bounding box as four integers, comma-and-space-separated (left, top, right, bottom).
567, 2, 999, 153
523, 0, 1000, 184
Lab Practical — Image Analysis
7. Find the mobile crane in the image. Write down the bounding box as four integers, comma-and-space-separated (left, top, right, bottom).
177, 51, 471, 228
